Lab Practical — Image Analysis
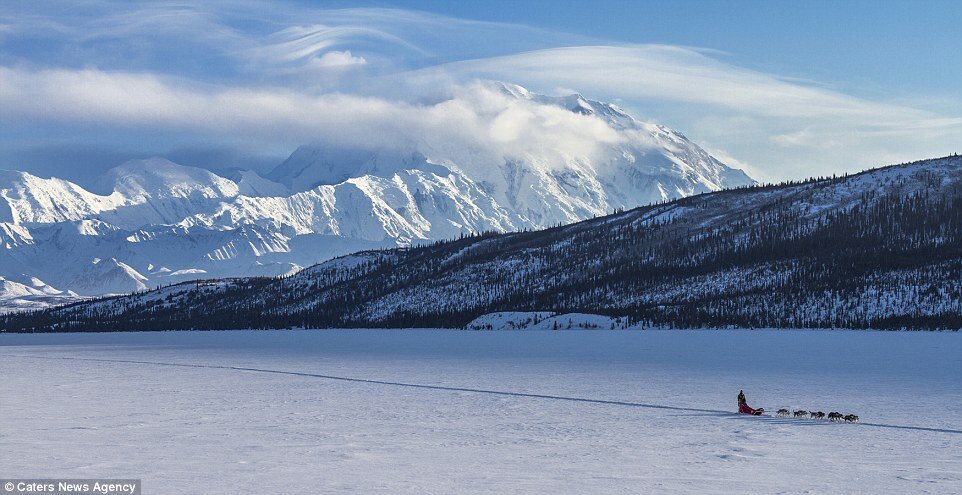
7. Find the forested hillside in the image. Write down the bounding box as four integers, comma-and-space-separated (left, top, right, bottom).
3, 155, 960, 332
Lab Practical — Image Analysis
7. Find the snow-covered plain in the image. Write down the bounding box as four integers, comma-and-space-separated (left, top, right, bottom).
1, 329, 960, 494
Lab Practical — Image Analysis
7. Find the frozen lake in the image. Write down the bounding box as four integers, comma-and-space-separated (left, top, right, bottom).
2, 329, 960, 494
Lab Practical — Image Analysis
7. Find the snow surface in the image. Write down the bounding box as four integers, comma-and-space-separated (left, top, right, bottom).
1, 329, 960, 494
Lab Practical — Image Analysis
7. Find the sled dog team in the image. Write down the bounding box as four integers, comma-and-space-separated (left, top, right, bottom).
776, 408, 859, 422
739, 390, 858, 422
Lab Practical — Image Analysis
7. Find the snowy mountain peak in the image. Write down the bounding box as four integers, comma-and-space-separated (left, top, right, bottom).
104, 158, 240, 200
67, 257, 149, 296
235, 170, 290, 197
493, 81, 532, 100
0, 169, 126, 225
268, 146, 434, 192
492, 82, 636, 128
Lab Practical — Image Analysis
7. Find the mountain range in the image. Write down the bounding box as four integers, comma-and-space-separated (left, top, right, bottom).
3, 155, 959, 332
0, 84, 753, 312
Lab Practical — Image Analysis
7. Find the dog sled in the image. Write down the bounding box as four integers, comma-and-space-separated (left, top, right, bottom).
738, 402, 764, 416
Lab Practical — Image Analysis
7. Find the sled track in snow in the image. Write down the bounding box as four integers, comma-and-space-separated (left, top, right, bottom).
5, 353, 961, 435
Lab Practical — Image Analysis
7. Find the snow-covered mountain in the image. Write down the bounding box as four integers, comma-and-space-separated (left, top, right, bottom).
0, 84, 753, 312
7, 155, 959, 331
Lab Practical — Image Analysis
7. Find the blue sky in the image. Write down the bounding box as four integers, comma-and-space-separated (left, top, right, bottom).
391, 0, 962, 97
1, 0, 960, 184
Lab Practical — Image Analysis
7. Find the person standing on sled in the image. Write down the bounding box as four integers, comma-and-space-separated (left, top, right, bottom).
738, 390, 763, 415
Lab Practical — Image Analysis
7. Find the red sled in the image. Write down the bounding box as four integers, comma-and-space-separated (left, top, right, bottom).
739, 403, 764, 415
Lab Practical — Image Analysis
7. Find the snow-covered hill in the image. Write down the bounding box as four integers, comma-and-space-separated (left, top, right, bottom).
0, 84, 753, 312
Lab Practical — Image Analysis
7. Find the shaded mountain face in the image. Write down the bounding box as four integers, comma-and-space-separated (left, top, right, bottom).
0, 84, 752, 312
6, 155, 958, 332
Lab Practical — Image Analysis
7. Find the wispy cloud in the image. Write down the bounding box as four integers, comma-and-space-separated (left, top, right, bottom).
253, 24, 422, 64
418, 45, 935, 120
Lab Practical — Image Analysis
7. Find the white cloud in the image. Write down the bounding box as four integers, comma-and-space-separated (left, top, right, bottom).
308, 51, 367, 68
770, 129, 819, 148
0, 67, 628, 174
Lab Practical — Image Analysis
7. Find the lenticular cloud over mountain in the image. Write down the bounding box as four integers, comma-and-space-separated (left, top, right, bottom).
0, 83, 752, 311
